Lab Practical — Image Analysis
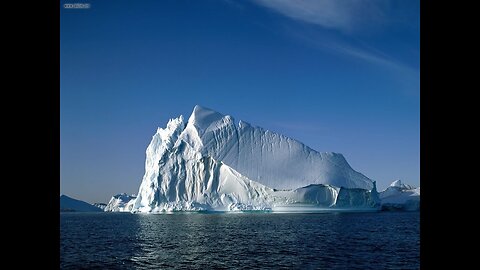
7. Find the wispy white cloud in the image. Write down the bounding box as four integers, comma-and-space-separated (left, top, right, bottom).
280, 24, 419, 93
334, 42, 419, 95
253, 0, 386, 33
251, 0, 411, 73
327, 41, 418, 78
251, 0, 419, 95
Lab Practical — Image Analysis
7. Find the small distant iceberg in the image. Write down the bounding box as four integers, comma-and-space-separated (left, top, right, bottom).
379, 180, 420, 211
104, 193, 137, 212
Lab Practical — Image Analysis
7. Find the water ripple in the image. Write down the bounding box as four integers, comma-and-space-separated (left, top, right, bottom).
61, 212, 419, 269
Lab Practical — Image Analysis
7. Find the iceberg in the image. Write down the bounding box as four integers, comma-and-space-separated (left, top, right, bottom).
379, 180, 420, 211
104, 193, 137, 212
131, 105, 380, 213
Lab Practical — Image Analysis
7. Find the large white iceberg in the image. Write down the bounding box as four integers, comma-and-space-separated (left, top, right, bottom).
131, 105, 380, 213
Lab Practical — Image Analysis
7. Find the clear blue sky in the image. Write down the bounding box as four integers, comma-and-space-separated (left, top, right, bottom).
61, 0, 419, 204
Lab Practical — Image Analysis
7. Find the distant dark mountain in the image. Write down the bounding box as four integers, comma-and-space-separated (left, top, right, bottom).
60, 195, 103, 212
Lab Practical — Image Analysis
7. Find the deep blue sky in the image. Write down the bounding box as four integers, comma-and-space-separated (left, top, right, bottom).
61, 0, 419, 203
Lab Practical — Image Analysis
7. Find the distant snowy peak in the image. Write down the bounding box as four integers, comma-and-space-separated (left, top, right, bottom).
381, 180, 419, 197
389, 180, 414, 190
151, 105, 373, 190
380, 180, 420, 211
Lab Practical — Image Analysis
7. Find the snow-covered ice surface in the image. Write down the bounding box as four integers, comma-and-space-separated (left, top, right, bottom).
379, 180, 420, 211
181, 105, 373, 190
131, 105, 381, 213
388, 179, 414, 190
104, 193, 137, 212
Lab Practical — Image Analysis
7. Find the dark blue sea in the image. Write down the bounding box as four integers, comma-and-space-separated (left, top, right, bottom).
60, 212, 420, 269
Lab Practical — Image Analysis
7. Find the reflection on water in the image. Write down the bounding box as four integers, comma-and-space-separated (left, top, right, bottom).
61, 212, 420, 269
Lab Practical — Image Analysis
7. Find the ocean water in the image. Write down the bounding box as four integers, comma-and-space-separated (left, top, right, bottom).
60, 212, 419, 269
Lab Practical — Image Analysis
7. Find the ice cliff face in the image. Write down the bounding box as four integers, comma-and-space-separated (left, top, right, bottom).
134, 155, 273, 212
131, 105, 380, 212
